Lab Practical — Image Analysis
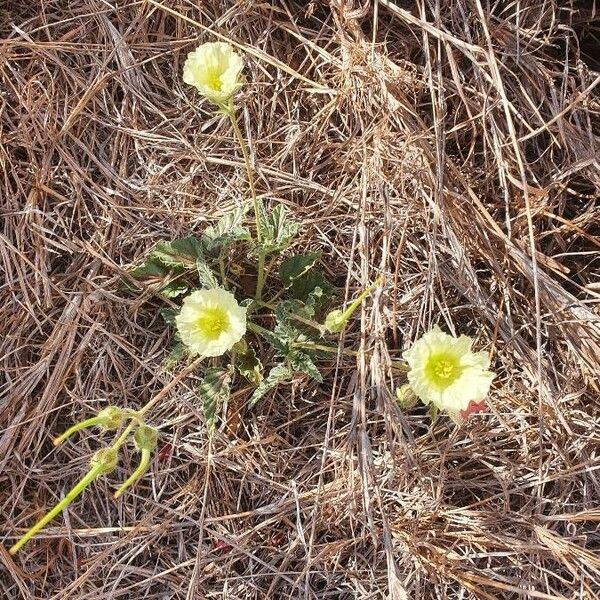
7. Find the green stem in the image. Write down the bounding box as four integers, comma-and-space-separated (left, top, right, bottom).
294, 341, 359, 358
336, 276, 385, 331
345, 276, 384, 317
9, 465, 102, 555
110, 420, 137, 452
247, 323, 409, 371
226, 106, 261, 242
136, 358, 204, 418
225, 104, 266, 301
113, 449, 150, 499
53, 416, 104, 446
296, 341, 408, 371
10, 359, 205, 554
218, 256, 227, 288
255, 252, 266, 301
252, 300, 325, 334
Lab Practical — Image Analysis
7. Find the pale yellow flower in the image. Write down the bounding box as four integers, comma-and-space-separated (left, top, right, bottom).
403, 325, 495, 423
176, 288, 247, 357
183, 42, 243, 107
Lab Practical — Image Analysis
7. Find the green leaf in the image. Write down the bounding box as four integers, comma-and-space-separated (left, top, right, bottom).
202, 204, 251, 255
160, 308, 178, 326
248, 364, 293, 407
150, 236, 204, 268
127, 256, 186, 298
276, 298, 317, 323
254, 325, 289, 354
278, 252, 321, 288
127, 236, 204, 295
196, 259, 220, 289
128, 259, 170, 281
162, 342, 189, 371
159, 281, 189, 298
289, 271, 333, 307
258, 203, 299, 255
198, 367, 232, 437
233, 340, 263, 385
289, 351, 323, 383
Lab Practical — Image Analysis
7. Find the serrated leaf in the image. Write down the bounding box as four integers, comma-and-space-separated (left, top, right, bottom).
279, 252, 321, 288
257, 320, 295, 355
162, 342, 189, 371
258, 203, 299, 255
248, 364, 293, 407
198, 367, 232, 437
127, 257, 187, 298
276, 298, 317, 323
196, 259, 220, 289
203, 204, 249, 240
289, 271, 333, 307
289, 351, 323, 383
202, 204, 252, 255
236, 343, 263, 385
127, 237, 204, 295
274, 294, 329, 342
150, 236, 204, 268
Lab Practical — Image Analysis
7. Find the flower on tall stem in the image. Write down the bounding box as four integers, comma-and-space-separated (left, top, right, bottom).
183, 42, 243, 109
182, 41, 266, 300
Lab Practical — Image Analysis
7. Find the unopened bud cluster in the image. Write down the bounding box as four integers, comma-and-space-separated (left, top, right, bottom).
10, 405, 159, 555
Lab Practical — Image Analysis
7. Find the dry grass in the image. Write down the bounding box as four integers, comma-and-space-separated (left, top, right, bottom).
1, 0, 600, 598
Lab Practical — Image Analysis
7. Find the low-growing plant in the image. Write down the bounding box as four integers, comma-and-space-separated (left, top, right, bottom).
9, 42, 495, 556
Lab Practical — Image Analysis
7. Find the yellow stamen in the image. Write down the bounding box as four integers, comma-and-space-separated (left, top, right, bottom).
433, 359, 455, 379
425, 353, 461, 389
196, 307, 230, 340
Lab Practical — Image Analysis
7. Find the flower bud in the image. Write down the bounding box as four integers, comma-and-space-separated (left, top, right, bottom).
324, 309, 346, 334
90, 448, 119, 474
97, 406, 125, 429
53, 407, 126, 446
395, 384, 417, 408
134, 425, 159, 452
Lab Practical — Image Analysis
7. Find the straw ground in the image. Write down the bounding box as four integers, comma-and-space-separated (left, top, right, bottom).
1, 1, 599, 598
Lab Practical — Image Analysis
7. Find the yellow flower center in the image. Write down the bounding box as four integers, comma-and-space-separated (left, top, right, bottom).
425, 353, 461, 389
196, 307, 230, 340
206, 70, 223, 92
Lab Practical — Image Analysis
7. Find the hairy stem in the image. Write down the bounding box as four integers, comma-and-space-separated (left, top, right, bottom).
9, 465, 102, 555
225, 104, 266, 300
52, 416, 103, 446
295, 341, 408, 371
247, 323, 409, 371
255, 252, 266, 301
253, 299, 325, 333
110, 420, 137, 452
137, 357, 204, 418
113, 448, 151, 499
344, 276, 384, 319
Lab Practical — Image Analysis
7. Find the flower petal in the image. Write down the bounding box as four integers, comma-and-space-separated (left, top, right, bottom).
403, 325, 496, 422
175, 288, 247, 358
182, 42, 243, 106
